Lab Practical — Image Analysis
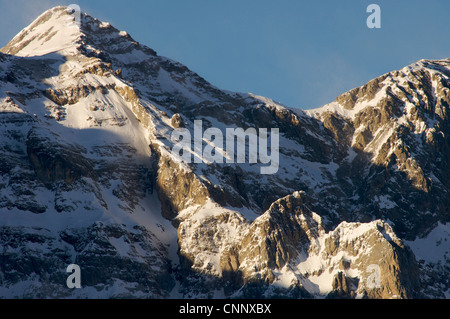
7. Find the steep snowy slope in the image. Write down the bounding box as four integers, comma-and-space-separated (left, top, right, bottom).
0, 7, 177, 297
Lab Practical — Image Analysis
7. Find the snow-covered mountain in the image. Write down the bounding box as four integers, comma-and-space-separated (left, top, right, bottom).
0, 6, 448, 298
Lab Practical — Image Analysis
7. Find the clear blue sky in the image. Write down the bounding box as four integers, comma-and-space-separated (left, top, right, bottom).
1, 0, 450, 109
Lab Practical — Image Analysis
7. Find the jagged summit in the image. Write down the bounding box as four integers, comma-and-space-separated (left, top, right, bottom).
1, 6, 83, 57
307, 58, 450, 120
1, 6, 155, 60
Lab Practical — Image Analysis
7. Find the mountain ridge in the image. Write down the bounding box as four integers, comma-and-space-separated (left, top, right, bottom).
0, 6, 448, 298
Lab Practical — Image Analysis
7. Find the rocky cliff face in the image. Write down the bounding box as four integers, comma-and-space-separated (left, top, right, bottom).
175, 192, 421, 298
313, 60, 450, 240
0, 6, 448, 298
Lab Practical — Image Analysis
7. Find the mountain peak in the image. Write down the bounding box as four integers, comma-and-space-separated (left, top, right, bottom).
1, 6, 449, 299
1, 6, 83, 57
0, 6, 155, 60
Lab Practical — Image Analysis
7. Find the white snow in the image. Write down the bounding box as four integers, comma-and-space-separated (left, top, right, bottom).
2, 5, 450, 299
6, 7, 82, 57
406, 222, 450, 264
